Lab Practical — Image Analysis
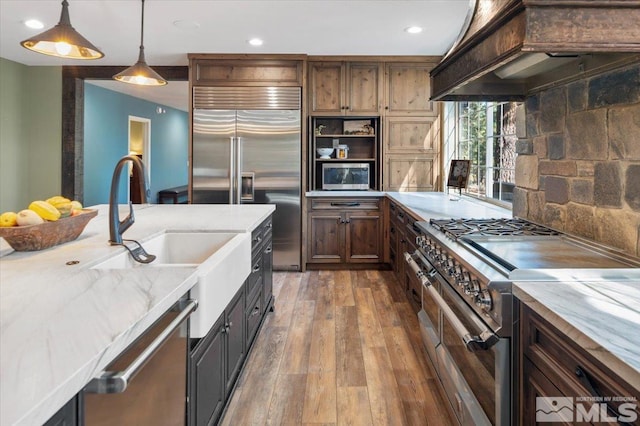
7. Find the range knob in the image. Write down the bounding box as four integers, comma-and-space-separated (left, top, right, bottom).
456, 272, 471, 287
448, 264, 462, 278
416, 235, 427, 248
463, 280, 481, 296
474, 289, 493, 310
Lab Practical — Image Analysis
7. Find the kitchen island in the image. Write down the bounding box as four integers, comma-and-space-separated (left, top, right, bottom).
0, 203, 274, 426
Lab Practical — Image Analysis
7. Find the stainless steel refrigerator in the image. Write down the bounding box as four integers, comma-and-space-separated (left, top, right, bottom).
191, 87, 301, 270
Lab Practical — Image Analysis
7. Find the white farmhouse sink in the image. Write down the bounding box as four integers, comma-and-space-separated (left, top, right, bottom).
92, 231, 251, 338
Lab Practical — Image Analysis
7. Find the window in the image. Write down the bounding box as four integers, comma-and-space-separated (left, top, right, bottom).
443, 101, 518, 204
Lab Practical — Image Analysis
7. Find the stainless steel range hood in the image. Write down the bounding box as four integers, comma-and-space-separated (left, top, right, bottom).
430, 0, 640, 101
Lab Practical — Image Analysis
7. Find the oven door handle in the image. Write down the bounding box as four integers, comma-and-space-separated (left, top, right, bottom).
84, 299, 198, 394
404, 251, 499, 352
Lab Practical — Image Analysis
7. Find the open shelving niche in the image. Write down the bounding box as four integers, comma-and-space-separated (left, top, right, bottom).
310, 116, 381, 191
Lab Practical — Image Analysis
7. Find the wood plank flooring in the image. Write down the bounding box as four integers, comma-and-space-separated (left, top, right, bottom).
221, 270, 455, 426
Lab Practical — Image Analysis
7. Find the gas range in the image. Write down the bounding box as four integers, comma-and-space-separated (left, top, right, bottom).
406, 217, 640, 425
412, 217, 640, 336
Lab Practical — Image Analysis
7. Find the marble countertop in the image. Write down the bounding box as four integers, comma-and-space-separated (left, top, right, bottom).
514, 279, 640, 390
385, 192, 511, 220
305, 190, 385, 197
306, 191, 512, 220
0, 203, 274, 426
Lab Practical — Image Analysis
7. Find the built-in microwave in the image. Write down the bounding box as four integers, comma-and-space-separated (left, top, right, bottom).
322, 163, 370, 190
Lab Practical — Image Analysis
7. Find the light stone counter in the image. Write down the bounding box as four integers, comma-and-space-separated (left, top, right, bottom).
0, 203, 274, 426
385, 192, 511, 220
306, 191, 512, 220
514, 278, 640, 390
305, 190, 385, 197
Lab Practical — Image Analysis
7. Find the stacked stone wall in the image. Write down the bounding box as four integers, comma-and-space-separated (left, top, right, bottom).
513, 63, 640, 256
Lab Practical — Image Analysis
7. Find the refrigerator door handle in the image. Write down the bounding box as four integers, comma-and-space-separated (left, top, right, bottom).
236, 137, 243, 204
229, 137, 235, 204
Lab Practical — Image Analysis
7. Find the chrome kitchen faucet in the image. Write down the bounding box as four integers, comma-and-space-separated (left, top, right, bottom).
108, 155, 156, 263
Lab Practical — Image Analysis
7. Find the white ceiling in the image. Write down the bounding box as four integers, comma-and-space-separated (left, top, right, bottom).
0, 0, 472, 111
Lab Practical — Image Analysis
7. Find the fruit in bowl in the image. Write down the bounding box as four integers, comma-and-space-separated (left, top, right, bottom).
317, 147, 334, 159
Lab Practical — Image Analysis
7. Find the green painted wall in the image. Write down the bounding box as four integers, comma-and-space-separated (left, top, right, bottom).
0, 57, 61, 213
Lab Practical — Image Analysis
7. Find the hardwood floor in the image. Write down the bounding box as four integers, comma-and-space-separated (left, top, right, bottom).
221, 270, 455, 426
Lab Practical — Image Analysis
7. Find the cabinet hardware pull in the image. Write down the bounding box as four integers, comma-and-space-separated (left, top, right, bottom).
254, 236, 262, 244
345, 219, 351, 224
84, 299, 198, 394
330, 202, 360, 207
267, 222, 272, 228
252, 263, 261, 272
265, 246, 273, 254
390, 227, 395, 234
575, 366, 628, 424
251, 306, 260, 316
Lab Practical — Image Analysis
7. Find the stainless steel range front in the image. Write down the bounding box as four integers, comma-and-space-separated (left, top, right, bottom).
404, 218, 640, 426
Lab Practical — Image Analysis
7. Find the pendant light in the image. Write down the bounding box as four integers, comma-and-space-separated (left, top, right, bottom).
20, 0, 104, 60
114, 0, 167, 86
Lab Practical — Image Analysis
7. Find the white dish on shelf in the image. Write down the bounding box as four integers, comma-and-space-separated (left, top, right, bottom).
317, 147, 334, 159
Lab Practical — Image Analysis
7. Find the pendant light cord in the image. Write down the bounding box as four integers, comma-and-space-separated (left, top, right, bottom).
140, 0, 145, 50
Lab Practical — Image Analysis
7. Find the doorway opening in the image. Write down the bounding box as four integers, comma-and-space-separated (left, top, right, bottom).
128, 116, 151, 203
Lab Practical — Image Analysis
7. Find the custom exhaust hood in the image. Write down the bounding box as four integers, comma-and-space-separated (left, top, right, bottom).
430, 0, 640, 101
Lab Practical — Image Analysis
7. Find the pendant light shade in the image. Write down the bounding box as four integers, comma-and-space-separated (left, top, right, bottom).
20, 0, 104, 60
114, 0, 167, 86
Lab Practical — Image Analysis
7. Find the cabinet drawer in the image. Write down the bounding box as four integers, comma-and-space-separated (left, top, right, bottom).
246, 255, 263, 302
246, 289, 263, 348
405, 214, 420, 243
311, 198, 380, 211
522, 306, 639, 406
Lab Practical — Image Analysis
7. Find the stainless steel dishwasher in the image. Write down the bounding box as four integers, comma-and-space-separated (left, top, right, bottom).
83, 297, 197, 426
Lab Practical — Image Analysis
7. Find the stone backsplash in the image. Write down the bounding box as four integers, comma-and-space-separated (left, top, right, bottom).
513, 63, 640, 257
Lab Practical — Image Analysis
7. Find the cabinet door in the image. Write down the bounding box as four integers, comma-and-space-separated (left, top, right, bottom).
385, 155, 437, 192
384, 116, 439, 153
521, 358, 574, 425
345, 211, 383, 263
190, 315, 226, 426
308, 212, 344, 263
309, 62, 344, 115
346, 62, 382, 115
385, 63, 436, 116
225, 288, 246, 395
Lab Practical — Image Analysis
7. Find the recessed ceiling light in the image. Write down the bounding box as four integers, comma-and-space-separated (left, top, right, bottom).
173, 20, 200, 30
405, 26, 423, 34
24, 19, 44, 29
248, 38, 263, 46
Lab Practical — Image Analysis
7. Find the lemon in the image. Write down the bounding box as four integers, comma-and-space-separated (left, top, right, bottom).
0, 211, 18, 227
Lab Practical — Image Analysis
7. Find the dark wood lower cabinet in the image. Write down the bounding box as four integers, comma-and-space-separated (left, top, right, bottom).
307, 198, 384, 267
189, 215, 274, 426
225, 288, 246, 395
520, 303, 640, 426
190, 315, 226, 426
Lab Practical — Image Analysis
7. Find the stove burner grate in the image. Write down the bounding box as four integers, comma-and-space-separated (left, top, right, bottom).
430, 218, 560, 240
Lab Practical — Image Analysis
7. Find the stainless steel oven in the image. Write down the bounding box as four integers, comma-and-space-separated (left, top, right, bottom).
406, 252, 509, 425
406, 217, 640, 426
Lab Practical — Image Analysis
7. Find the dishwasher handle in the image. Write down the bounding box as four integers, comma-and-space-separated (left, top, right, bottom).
84, 299, 198, 394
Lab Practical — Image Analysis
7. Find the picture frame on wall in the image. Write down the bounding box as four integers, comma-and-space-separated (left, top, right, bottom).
447, 159, 471, 189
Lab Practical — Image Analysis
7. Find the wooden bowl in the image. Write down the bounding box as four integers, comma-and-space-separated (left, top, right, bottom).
0, 209, 98, 252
